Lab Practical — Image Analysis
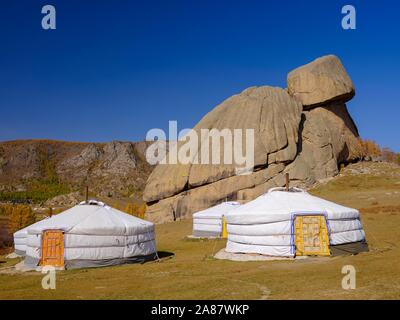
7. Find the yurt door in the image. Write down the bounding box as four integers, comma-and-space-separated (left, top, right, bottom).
41, 230, 65, 267
294, 215, 330, 256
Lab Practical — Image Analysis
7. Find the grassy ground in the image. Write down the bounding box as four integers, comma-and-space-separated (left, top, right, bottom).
0, 162, 399, 300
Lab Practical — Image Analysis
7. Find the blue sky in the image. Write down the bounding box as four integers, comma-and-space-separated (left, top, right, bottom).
0, 0, 399, 151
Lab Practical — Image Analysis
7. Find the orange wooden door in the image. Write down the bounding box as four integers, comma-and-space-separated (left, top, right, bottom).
41, 230, 65, 267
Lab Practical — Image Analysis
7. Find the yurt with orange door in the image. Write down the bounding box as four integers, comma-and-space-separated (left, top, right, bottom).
224, 187, 368, 257
23, 200, 157, 269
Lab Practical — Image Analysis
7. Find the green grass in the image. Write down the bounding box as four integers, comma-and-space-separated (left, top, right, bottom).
0, 180, 71, 204
1, 162, 400, 299
0, 256, 22, 268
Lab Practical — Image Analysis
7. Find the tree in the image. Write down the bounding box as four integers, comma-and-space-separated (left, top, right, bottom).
0, 224, 13, 249
359, 139, 381, 157
138, 204, 147, 219
381, 147, 397, 163
124, 203, 146, 219
0, 204, 13, 217
8, 205, 36, 233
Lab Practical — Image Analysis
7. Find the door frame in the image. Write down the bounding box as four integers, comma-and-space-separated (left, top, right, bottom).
40, 229, 65, 267
290, 212, 331, 256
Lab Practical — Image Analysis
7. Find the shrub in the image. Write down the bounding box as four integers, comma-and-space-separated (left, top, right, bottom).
0, 180, 71, 204
0, 224, 13, 250
124, 203, 146, 219
0, 204, 13, 216
112, 202, 123, 211
8, 205, 36, 234
381, 147, 398, 163
359, 139, 381, 157
359, 139, 399, 165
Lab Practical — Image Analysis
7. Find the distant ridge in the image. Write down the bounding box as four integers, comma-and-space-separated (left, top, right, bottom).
0, 139, 154, 202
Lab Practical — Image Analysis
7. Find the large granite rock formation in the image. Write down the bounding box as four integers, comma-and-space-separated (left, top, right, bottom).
287, 55, 355, 108
144, 55, 364, 223
144, 87, 303, 203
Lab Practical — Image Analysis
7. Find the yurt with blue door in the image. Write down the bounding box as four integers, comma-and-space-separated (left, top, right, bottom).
23, 200, 157, 269
225, 187, 368, 257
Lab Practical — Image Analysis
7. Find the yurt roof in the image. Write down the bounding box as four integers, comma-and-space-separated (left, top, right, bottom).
14, 217, 51, 239
226, 187, 359, 224
27, 200, 154, 236
193, 201, 241, 219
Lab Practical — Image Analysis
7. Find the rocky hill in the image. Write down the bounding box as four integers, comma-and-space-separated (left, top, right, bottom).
0, 140, 154, 202
144, 55, 365, 223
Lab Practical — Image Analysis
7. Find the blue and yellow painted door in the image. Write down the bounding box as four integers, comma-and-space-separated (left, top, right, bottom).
294, 215, 330, 256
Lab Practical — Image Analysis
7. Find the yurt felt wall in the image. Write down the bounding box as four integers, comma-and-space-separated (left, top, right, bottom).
192, 201, 241, 237
13, 217, 51, 256
225, 188, 367, 257
14, 227, 29, 256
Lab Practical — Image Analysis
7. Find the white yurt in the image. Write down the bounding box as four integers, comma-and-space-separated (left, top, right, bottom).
13, 217, 50, 256
22, 200, 157, 269
225, 187, 368, 257
14, 225, 33, 256
192, 201, 241, 237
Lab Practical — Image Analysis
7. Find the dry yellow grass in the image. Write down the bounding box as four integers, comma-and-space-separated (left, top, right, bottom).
0, 162, 399, 300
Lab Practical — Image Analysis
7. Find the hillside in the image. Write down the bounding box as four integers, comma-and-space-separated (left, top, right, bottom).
0, 139, 154, 204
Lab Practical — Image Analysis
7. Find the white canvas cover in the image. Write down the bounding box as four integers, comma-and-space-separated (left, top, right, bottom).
225, 187, 366, 257
192, 201, 241, 237
13, 217, 50, 256
24, 200, 157, 269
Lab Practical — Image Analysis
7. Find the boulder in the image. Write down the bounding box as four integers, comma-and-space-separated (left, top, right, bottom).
144, 54, 363, 223
287, 55, 354, 108
147, 163, 285, 223
143, 86, 302, 203
284, 102, 363, 187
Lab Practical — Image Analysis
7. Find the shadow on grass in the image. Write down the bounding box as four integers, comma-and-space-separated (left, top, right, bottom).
157, 251, 175, 260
